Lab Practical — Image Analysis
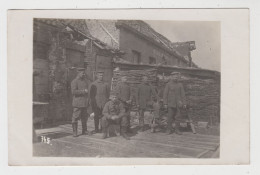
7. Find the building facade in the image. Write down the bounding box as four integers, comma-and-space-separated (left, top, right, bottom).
33, 18, 121, 123
33, 18, 200, 124
85, 20, 197, 68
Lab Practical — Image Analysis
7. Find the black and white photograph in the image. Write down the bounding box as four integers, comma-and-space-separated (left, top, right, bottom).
32, 18, 221, 158
6, 8, 250, 166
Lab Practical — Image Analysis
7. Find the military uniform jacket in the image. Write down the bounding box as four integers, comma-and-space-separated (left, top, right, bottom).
163, 81, 186, 108
116, 82, 132, 102
102, 100, 126, 119
137, 83, 157, 109
71, 78, 89, 108
89, 80, 110, 109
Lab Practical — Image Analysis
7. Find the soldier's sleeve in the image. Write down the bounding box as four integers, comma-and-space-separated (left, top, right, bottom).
118, 103, 126, 119
102, 102, 111, 119
163, 83, 169, 105
85, 78, 91, 94
106, 83, 110, 100
180, 83, 187, 105
71, 80, 85, 95
89, 83, 95, 99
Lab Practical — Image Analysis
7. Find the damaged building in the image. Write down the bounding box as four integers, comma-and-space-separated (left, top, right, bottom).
85, 20, 197, 67
33, 18, 122, 124
33, 18, 219, 126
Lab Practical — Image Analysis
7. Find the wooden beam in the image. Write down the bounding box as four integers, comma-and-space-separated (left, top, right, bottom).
114, 62, 220, 79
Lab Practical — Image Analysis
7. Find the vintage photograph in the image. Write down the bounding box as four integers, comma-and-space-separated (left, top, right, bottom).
32, 18, 220, 158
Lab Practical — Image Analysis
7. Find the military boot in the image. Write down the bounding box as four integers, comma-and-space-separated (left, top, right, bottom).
165, 129, 173, 135
127, 127, 133, 134
121, 132, 130, 140
121, 127, 130, 140
175, 122, 183, 135
94, 118, 101, 133
72, 123, 78, 137
151, 123, 156, 133
81, 118, 89, 135
151, 127, 155, 133
101, 127, 108, 139
138, 126, 144, 133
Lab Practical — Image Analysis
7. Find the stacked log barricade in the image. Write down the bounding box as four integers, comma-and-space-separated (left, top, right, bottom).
111, 66, 220, 125
158, 74, 220, 124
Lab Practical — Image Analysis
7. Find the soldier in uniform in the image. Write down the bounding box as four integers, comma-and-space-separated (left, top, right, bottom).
89, 71, 110, 133
116, 76, 133, 133
101, 93, 130, 140
136, 76, 158, 132
71, 68, 90, 137
163, 72, 186, 135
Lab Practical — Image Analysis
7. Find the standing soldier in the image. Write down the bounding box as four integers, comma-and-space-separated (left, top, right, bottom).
116, 76, 133, 133
101, 93, 130, 140
71, 68, 90, 137
163, 72, 186, 135
136, 76, 158, 132
89, 71, 110, 133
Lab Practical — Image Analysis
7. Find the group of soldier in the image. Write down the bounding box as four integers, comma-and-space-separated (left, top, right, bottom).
71, 68, 187, 140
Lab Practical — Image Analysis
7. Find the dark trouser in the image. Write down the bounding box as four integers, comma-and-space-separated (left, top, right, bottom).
93, 107, 103, 131
72, 107, 88, 131
167, 107, 179, 131
125, 107, 131, 131
139, 108, 145, 127
101, 115, 129, 135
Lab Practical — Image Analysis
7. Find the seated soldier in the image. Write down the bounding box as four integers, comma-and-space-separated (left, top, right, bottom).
101, 93, 130, 140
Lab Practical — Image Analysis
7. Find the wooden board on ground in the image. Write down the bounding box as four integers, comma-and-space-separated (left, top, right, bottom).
34, 123, 219, 158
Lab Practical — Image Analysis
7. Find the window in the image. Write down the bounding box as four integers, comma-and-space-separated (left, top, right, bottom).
149, 57, 156, 65
132, 50, 141, 64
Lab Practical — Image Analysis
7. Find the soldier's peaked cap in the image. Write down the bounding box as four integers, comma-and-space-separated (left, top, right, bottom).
96, 71, 104, 74
171, 71, 181, 75
77, 67, 85, 71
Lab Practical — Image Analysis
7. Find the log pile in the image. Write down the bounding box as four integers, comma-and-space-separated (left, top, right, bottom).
111, 69, 220, 124
183, 77, 220, 124
111, 68, 157, 88
158, 75, 220, 124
